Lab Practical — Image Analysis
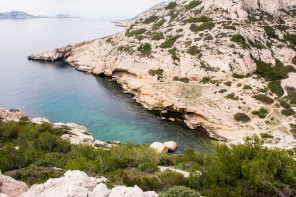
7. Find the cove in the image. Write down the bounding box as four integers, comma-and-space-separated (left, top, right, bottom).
0, 18, 216, 154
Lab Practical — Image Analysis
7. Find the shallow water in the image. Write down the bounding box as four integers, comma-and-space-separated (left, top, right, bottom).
0, 18, 216, 154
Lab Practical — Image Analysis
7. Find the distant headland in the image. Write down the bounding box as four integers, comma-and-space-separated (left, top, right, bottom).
0, 11, 80, 19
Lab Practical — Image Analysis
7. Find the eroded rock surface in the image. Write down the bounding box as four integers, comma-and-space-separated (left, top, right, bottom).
0, 173, 28, 197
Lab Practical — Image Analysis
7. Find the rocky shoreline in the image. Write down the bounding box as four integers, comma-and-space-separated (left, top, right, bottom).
28, 0, 296, 149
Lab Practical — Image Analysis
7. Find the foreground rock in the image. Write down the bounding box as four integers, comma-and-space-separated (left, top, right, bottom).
150, 142, 169, 154
0, 109, 23, 122
20, 170, 158, 197
0, 173, 28, 197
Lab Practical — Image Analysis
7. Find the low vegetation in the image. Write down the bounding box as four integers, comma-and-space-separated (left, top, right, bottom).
185, 1, 202, 10
252, 108, 269, 119
231, 34, 250, 49
254, 94, 274, 104
234, 113, 251, 123
137, 43, 152, 56
1, 118, 296, 196
165, 2, 178, 9
160, 35, 182, 48
187, 46, 200, 55
189, 22, 215, 32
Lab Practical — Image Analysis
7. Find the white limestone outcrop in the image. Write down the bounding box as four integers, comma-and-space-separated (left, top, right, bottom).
0, 173, 28, 197
20, 171, 158, 197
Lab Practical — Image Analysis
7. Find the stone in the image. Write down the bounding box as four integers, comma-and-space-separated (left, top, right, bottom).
164, 141, 178, 152
0, 173, 28, 197
150, 142, 168, 154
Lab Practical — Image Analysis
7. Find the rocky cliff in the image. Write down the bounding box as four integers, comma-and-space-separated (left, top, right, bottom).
29, 0, 296, 148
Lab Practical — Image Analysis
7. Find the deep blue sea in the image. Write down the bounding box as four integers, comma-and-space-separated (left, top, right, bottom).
0, 18, 215, 154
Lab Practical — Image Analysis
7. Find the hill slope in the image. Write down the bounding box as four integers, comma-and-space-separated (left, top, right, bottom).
29, 0, 296, 148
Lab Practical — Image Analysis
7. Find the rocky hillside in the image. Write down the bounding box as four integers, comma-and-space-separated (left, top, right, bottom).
29, 0, 296, 148
0, 11, 34, 19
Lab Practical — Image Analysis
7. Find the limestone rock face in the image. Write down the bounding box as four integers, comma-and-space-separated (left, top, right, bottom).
0, 173, 28, 197
20, 170, 158, 197
28, 0, 296, 148
0, 108, 23, 122
150, 142, 169, 154
164, 141, 178, 152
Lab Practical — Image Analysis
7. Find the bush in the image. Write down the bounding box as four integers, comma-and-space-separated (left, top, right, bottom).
159, 186, 200, 197
264, 26, 278, 39
243, 85, 252, 89
234, 113, 251, 123
280, 100, 291, 109
200, 138, 296, 196
166, 2, 178, 9
268, 80, 284, 97
168, 47, 180, 63
185, 1, 202, 10
186, 15, 212, 23
189, 22, 215, 32
252, 108, 269, 119
153, 19, 166, 30
231, 34, 250, 49
151, 32, 164, 40
143, 16, 159, 24
281, 108, 296, 116
187, 46, 200, 55
284, 34, 296, 46
254, 94, 274, 104
224, 81, 232, 87
137, 43, 152, 56
126, 28, 147, 37
173, 77, 189, 83
224, 25, 236, 30
254, 58, 296, 81
160, 170, 188, 189
138, 162, 159, 173
160, 35, 182, 48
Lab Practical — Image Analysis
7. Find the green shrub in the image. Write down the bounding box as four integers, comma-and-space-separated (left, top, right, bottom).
219, 89, 227, 93
189, 22, 215, 32
234, 113, 251, 123
200, 138, 296, 196
138, 162, 159, 173
231, 34, 250, 49
268, 80, 284, 97
106, 37, 112, 43
138, 43, 152, 56
126, 28, 147, 37
19, 116, 30, 125
160, 170, 188, 189
254, 58, 296, 81
160, 35, 182, 48
264, 26, 278, 39
284, 34, 296, 46
173, 77, 189, 83
254, 94, 274, 104
224, 81, 232, 87
185, 1, 202, 10
248, 39, 266, 49
280, 100, 291, 109
159, 186, 200, 197
166, 2, 178, 9
153, 19, 166, 30
200, 77, 211, 84
281, 108, 296, 116
143, 16, 159, 24
151, 32, 164, 40
168, 47, 180, 63
148, 69, 164, 80
224, 25, 236, 30
243, 85, 252, 89
292, 57, 296, 65
187, 46, 200, 55
186, 15, 212, 23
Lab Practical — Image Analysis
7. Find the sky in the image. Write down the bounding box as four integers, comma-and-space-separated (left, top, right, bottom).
0, 0, 165, 19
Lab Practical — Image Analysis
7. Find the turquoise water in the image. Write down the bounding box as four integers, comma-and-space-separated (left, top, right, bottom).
0, 18, 216, 154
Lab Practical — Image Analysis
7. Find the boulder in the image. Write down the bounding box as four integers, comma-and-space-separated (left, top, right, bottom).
0, 173, 28, 197
164, 141, 178, 152
150, 142, 168, 154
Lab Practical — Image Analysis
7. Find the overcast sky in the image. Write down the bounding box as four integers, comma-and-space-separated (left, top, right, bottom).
0, 0, 165, 19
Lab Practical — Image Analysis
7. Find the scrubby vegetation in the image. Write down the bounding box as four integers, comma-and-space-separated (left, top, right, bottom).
185, 1, 202, 10
268, 80, 284, 97
160, 35, 182, 48
165, 2, 178, 9
143, 16, 159, 24
231, 34, 250, 49
1, 118, 296, 196
234, 113, 251, 123
148, 69, 164, 80
252, 108, 269, 119
189, 22, 215, 32
187, 46, 200, 55
254, 94, 274, 104
138, 43, 152, 56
